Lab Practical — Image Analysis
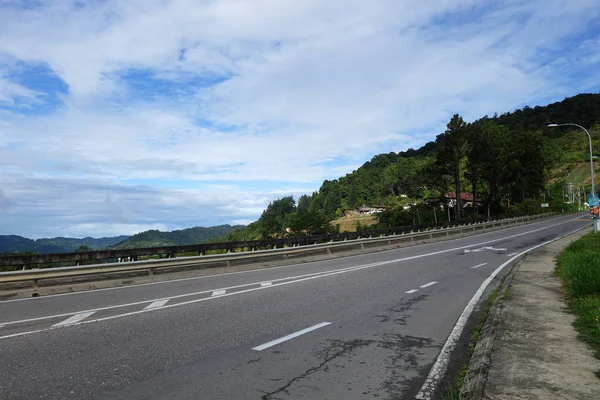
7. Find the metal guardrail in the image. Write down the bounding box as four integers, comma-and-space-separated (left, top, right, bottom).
0, 213, 544, 269
0, 213, 556, 287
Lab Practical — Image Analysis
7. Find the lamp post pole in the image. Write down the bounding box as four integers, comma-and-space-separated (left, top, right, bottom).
549, 123, 597, 233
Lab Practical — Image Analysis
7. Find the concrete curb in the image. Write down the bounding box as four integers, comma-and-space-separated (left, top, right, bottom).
459, 225, 590, 400
458, 258, 519, 399
0, 215, 555, 300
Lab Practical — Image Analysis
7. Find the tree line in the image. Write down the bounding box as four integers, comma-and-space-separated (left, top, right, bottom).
226, 93, 600, 240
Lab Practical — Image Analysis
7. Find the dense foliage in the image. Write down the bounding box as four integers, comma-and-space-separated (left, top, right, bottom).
230, 93, 600, 239
112, 225, 245, 248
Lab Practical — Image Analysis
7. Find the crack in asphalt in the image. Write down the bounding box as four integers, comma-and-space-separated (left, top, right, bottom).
260, 295, 434, 399
259, 334, 437, 400
260, 339, 373, 400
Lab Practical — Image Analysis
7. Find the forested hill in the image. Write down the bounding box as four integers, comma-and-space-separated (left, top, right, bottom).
224, 93, 600, 241
0, 235, 130, 255
112, 225, 245, 249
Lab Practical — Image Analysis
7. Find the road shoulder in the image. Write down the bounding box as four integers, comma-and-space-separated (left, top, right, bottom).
460, 227, 600, 399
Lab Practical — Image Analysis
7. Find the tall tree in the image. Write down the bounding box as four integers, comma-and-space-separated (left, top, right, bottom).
477, 121, 510, 214
436, 114, 469, 220
258, 196, 296, 238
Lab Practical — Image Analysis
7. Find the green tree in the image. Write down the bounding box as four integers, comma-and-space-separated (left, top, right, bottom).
476, 121, 511, 215
436, 114, 469, 220
258, 196, 296, 238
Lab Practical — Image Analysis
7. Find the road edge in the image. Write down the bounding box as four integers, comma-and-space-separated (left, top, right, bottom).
458, 225, 591, 399
0, 213, 564, 300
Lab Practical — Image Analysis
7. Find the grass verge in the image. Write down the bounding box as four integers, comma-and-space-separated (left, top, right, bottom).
442, 285, 503, 399
555, 232, 600, 360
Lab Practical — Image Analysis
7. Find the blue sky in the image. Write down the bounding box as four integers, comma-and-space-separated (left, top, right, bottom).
0, 0, 599, 238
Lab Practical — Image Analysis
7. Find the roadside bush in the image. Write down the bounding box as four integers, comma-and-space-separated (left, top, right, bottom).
556, 252, 600, 297
555, 232, 600, 360
518, 198, 541, 215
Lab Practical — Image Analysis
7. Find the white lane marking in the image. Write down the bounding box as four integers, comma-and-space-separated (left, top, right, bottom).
52, 312, 95, 327
420, 281, 438, 288
211, 290, 226, 296
0, 220, 588, 340
260, 282, 272, 287
0, 264, 376, 327
252, 322, 331, 351
144, 300, 169, 310
471, 263, 488, 269
465, 246, 507, 254
1, 214, 580, 304
415, 224, 590, 399
405, 289, 419, 294
507, 252, 518, 257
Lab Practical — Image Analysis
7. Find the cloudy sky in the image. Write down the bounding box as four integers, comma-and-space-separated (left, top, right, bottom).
0, 0, 599, 239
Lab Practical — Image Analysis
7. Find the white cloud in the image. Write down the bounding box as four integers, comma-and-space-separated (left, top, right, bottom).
0, 0, 599, 237
0, 76, 40, 105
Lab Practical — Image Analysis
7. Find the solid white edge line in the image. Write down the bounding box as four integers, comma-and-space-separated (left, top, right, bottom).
405, 289, 419, 294
420, 281, 438, 288
1, 214, 581, 304
252, 322, 331, 351
0, 216, 588, 340
211, 290, 226, 296
507, 252, 518, 257
260, 282, 272, 287
414, 224, 590, 400
52, 312, 96, 327
471, 263, 488, 269
143, 300, 169, 310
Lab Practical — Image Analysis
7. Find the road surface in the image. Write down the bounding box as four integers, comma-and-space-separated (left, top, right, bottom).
0, 213, 588, 399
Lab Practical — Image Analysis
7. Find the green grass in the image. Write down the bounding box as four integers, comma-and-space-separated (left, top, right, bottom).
555, 233, 600, 360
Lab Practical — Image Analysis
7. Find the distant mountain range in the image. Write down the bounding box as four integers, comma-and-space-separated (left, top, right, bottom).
0, 235, 131, 255
0, 224, 246, 255
111, 225, 245, 249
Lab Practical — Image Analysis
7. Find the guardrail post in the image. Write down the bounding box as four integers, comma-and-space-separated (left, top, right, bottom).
360, 243, 365, 250
327, 248, 332, 255
148, 268, 154, 276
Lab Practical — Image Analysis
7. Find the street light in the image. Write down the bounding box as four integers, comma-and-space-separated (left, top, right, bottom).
548, 123, 597, 233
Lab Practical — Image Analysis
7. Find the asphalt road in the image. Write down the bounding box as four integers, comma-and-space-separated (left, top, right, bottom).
0, 213, 589, 400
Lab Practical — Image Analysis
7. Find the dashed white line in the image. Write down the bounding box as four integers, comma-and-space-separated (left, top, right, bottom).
1, 214, 581, 305
252, 322, 331, 351
144, 300, 169, 310
0, 216, 586, 341
415, 224, 589, 400
507, 252, 518, 257
405, 289, 419, 294
420, 281, 438, 288
471, 263, 488, 269
211, 290, 226, 297
260, 282, 272, 287
52, 312, 95, 327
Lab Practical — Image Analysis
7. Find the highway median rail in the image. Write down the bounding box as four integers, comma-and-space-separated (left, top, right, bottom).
0, 213, 557, 291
